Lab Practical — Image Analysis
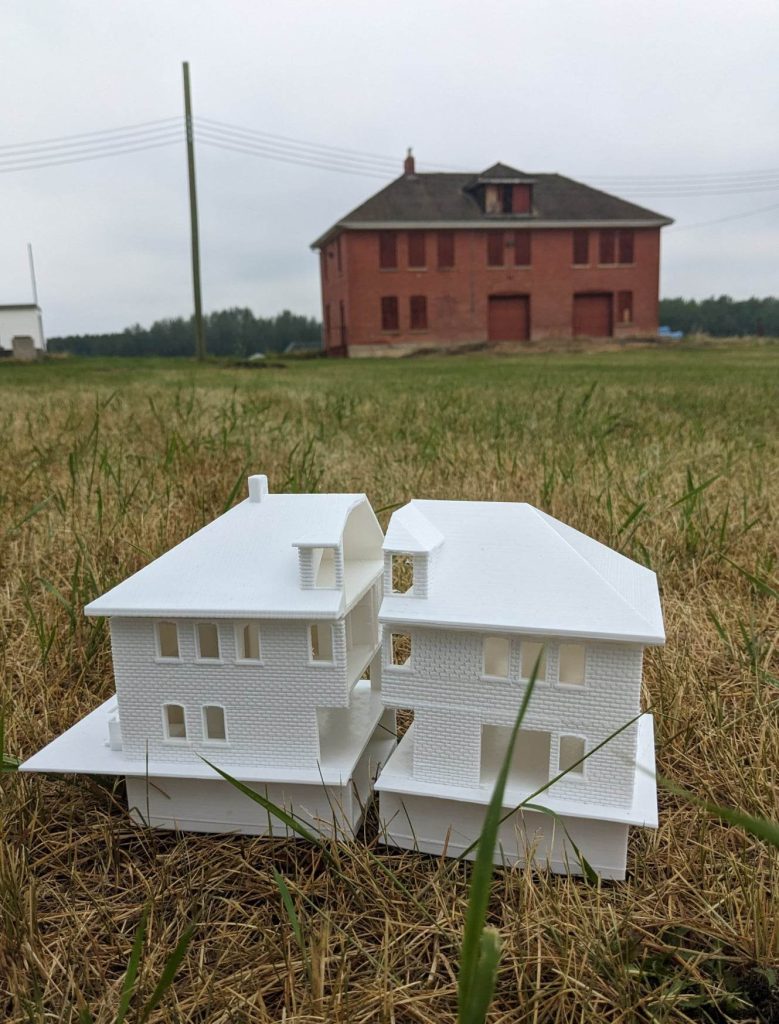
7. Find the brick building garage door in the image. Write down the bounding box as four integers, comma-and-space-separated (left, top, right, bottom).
573, 293, 613, 337
488, 295, 530, 341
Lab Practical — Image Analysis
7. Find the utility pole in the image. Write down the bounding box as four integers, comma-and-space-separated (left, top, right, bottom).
182, 61, 206, 360
27, 243, 39, 305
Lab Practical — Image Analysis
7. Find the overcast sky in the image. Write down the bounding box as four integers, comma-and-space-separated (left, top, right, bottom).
1, 0, 777, 337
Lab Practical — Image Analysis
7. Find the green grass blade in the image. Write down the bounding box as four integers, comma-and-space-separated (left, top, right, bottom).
522, 803, 599, 883
113, 907, 147, 1024
460, 928, 502, 1024
138, 923, 195, 1023
273, 868, 310, 982
659, 774, 779, 848
722, 556, 779, 600
457, 658, 539, 1018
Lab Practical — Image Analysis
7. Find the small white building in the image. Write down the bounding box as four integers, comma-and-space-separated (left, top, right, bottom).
0, 304, 46, 356
375, 499, 664, 879
21, 476, 396, 836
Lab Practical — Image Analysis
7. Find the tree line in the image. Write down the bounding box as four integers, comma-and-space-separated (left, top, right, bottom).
47, 308, 322, 357
659, 296, 779, 337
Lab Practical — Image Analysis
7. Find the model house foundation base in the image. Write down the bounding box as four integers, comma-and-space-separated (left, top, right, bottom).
376, 715, 657, 880
21, 683, 396, 839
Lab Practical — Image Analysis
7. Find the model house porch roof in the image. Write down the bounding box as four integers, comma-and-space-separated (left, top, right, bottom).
85, 484, 383, 620
380, 500, 665, 645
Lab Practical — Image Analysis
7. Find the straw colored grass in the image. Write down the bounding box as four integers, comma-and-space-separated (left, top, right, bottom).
1, 345, 777, 1022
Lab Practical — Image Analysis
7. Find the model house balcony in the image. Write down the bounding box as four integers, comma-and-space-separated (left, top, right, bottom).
345, 587, 380, 686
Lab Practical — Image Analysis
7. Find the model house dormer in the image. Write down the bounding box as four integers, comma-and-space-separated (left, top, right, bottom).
382, 500, 444, 600
466, 163, 536, 216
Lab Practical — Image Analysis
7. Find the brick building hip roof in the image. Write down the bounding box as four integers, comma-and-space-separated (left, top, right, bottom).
312, 163, 672, 247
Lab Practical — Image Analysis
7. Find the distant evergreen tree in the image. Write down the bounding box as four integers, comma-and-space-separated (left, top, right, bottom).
48, 308, 322, 356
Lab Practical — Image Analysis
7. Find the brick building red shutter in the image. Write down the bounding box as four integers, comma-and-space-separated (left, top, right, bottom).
379, 231, 398, 269
573, 229, 589, 265
599, 229, 616, 264
618, 229, 634, 264
408, 231, 426, 268
437, 231, 455, 268
514, 231, 531, 266
381, 296, 399, 331
487, 232, 504, 266
410, 295, 428, 329
336, 235, 342, 273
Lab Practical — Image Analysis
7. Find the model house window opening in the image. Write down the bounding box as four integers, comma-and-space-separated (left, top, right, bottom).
558, 735, 586, 776
203, 705, 227, 742
163, 704, 186, 740
483, 636, 510, 678
487, 231, 504, 267
196, 622, 220, 660
157, 621, 179, 659
391, 553, 414, 594
558, 643, 586, 685
381, 296, 399, 331
390, 632, 411, 667
513, 231, 531, 267
617, 290, 634, 324
312, 546, 337, 588
238, 622, 261, 662
409, 295, 428, 330
572, 229, 589, 265
520, 641, 546, 682
437, 231, 455, 269
379, 231, 398, 269
407, 231, 426, 269
310, 623, 334, 663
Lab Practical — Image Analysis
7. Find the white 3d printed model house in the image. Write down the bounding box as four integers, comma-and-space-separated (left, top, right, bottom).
20, 476, 396, 836
20, 483, 663, 879
375, 500, 664, 880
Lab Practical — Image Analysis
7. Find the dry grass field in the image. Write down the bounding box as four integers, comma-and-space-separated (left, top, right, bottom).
1, 343, 777, 1023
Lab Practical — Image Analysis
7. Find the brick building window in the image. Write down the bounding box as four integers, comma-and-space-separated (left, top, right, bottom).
437, 231, 455, 269
487, 232, 504, 267
513, 231, 532, 266
512, 184, 532, 213
324, 304, 331, 346
381, 296, 399, 331
408, 231, 426, 268
500, 185, 513, 213
379, 231, 398, 269
320, 250, 328, 283
336, 235, 342, 273
572, 229, 589, 265
618, 229, 634, 264
409, 295, 428, 330
599, 229, 616, 265
339, 299, 347, 347
617, 290, 634, 323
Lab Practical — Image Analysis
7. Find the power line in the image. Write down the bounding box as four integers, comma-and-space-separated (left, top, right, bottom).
0, 117, 181, 153
0, 127, 184, 166
196, 131, 393, 180
0, 136, 183, 174
668, 200, 779, 232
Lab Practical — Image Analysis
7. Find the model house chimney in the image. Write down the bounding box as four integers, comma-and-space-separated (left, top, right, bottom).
248, 474, 269, 503
404, 148, 415, 176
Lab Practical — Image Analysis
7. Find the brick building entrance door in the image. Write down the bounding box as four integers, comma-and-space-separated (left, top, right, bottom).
573, 293, 613, 337
488, 295, 530, 341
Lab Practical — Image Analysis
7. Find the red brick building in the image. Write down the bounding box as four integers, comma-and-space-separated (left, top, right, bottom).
312, 156, 672, 356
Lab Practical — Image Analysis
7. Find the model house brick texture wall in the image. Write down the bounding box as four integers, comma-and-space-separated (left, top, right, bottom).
110, 616, 352, 769
382, 627, 643, 807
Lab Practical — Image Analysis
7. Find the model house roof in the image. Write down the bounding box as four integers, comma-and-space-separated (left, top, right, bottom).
85, 481, 383, 620
312, 162, 672, 247
381, 500, 665, 644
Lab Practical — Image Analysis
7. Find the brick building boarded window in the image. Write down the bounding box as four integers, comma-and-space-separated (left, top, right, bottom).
336, 235, 342, 273
409, 295, 428, 330
599, 229, 616, 264
513, 231, 531, 266
437, 231, 455, 268
408, 231, 426, 268
379, 231, 398, 269
512, 184, 531, 213
573, 229, 589, 265
487, 232, 504, 266
381, 296, 399, 331
617, 290, 633, 323
618, 229, 634, 264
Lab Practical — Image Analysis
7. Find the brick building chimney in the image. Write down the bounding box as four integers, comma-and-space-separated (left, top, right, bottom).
403, 148, 415, 176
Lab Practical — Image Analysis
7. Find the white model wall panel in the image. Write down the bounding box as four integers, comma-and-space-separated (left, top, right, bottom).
382, 628, 642, 806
